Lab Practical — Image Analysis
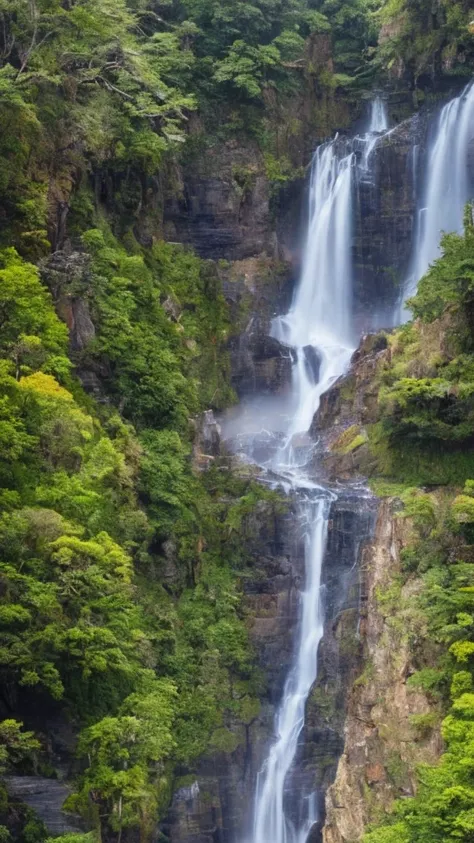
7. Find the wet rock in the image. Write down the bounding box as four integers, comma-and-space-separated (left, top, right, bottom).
192, 410, 222, 470
303, 345, 322, 383
351, 112, 428, 328
307, 331, 390, 481
231, 327, 293, 397
220, 256, 294, 397
5, 777, 83, 836
200, 410, 221, 456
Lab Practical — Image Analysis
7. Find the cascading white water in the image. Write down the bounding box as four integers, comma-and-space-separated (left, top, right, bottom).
401, 82, 474, 312
369, 97, 389, 133
272, 142, 355, 445
251, 491, 333, 843
362, 96, 390, 170
245, 106, 389, 843
223, 86, 474, 843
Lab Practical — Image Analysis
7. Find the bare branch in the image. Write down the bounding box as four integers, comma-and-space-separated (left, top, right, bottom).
97, 75, 135, 100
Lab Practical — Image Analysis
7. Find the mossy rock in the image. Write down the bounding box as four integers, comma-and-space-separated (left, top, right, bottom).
331, 424, 368, 455
208, 727, 243, 754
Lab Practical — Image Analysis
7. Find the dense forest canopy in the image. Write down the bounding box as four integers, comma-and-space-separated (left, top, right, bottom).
1, 0, 474, 842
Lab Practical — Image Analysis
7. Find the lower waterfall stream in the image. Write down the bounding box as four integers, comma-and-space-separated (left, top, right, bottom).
223, 89, 474, 843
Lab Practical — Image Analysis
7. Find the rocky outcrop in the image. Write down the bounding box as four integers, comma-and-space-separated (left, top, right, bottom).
311, 332, 389, 481
221, 256, 294, 397
323, 500, 442, 843
40, 250, 96, 354
192, 410, 222, 471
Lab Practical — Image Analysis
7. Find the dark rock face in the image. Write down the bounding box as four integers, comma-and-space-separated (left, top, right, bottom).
40, 250, 96, 353
164, 139, 273, 262
41, 250, 109, 403
230, 325, 293, 397
352, 113, 427, 330
219, 256, 295, 398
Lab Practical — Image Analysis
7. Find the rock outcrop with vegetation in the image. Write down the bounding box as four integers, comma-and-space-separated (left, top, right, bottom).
319, 209, 474, 843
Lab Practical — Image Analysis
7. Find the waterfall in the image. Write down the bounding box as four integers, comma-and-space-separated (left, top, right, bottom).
369, 97, 389, 133
239, 105, 388, 843
272, 142, 355, 443
251, 492, 333, 843
361, 96, 390, 170
221, 86, 474, 843
400, 82, 474, 314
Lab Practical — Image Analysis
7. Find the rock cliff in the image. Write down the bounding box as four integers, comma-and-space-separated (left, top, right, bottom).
323, 498, 442, 843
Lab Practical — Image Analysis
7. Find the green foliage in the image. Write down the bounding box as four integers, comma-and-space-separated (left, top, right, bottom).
398, 488, 437, 533
70, 678, 177, 835
0, 0, 197, 251
409, 210, 474, 326
0, 249, 69, 376
169, 0, 378, 115
363, 211, 474, 485
376, 0, 474, 89
0, 721, 40, 775
74, 230, 234, 430
0, 239, 269, 842
331, 424, 368, 454
45, 835, 96, 843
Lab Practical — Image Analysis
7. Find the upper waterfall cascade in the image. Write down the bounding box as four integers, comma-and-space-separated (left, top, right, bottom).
224, 89, 474, 843
401, 82, 474, 315
361, 96, 390, 170
368, 97, 389, 133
